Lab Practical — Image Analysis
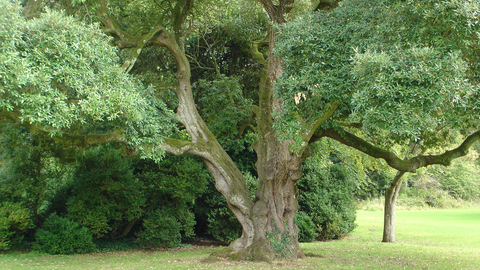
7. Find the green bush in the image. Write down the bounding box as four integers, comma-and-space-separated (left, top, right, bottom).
437, 163, 480, 201
33, 213, 95, 254
294, 211, 317, 242
137, 209, 182, 247
196, 171, 257, 243
298, 152, 358, 241
66, 145, 145, 238
0, 202, 32, 250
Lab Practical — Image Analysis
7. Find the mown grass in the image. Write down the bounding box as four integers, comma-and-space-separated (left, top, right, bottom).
1, 209, 479, 269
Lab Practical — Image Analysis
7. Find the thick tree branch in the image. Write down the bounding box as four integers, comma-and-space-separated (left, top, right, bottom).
237, 111, 257, 138
172, 0, 194, 46
1, 109, 132, 152
97, 0, 137, 49
337, 121, 363, 129
302, 102, 339, 143
251, 39, 268, 66
318, 128, 480, 172
97, 0, 168, 72
161, 138, 206, 156
31, 127, 126, 149
258, 0, 293, 23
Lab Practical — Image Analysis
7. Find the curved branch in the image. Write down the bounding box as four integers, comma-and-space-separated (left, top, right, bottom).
97, 0, 167, 72
97, 0, 137, 49
31, 127, 126, 149
1, 109, 127, 148
302, 102, 340, 143
251, 39, 268, 66
162, 138, 206, 156
320, 128, 480, 172
237, 111, 257, 138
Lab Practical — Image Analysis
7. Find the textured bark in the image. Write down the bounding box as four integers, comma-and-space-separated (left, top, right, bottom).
162, 25, 307, 260
382, 171, 405, 243
155, 34, 256, 254
246, 24, 307, 260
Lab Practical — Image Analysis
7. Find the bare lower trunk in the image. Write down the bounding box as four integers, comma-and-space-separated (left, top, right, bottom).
247, 141, 308, 260
383, 171, 405, 243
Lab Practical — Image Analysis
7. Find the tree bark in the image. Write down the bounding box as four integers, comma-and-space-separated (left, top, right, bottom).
245, 23, 307, 260
382, 171, 405, 243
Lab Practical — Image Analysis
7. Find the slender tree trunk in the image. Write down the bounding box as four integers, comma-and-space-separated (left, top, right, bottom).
382, 171, 405, 243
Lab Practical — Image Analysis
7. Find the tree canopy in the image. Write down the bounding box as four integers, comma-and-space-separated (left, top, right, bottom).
275, 0, 479, 152
0, 0, 174, 158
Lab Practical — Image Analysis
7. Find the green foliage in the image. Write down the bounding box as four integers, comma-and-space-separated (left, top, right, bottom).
193, 75, 254, 151
403, 149, 480, 206
297, 142, 358, 240
66, 146, 208, 241
356, 169, 393, 200
436, 164, 480, 202
265, 228, 294, 258
137, 209, 182, 247
0, 0, 175, 160
195, 171, 257, 243
34, 213, 95, 254
0, 124, 74, 233
66, 145, 145, 238
294, 211, 317, 243
135, 155, 210, 243
0, 202, 32, 250
275, 0, 479, 147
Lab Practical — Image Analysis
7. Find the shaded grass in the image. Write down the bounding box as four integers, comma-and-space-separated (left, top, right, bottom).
1, 209, 479, 269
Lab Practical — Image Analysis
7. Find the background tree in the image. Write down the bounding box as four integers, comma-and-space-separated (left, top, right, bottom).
275, 0, 480, 244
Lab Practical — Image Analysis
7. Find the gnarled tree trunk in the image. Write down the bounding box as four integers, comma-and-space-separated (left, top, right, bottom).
156, 25, 309, 260
249, 140, 308, 260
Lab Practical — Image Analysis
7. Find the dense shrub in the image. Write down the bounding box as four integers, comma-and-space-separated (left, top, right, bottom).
0, 202, 32, 250
135, 154, 210, 243
66, 145, 145, 238
34, 213, 95, 254
195, 171, 257, 243
297, 151, 358, 240
436, 163, 480, 201
137, 209, 182, 247
294, 211, 317, 242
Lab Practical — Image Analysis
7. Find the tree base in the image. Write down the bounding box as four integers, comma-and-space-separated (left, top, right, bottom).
202, 239, 305, 263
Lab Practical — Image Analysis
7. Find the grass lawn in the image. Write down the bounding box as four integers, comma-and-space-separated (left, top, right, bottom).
1, 209, 479, 269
